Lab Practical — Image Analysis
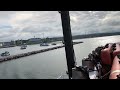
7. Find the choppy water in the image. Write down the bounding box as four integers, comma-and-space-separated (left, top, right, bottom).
0, 35, 120, 79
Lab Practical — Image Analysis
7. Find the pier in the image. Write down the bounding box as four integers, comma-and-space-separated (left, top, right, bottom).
0, 42, 83, 63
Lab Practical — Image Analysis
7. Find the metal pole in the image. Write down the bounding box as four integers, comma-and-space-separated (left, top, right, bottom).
59, 11, 76, 79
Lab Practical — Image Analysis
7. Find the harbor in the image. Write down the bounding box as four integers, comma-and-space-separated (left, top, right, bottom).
0, 41, 83, 63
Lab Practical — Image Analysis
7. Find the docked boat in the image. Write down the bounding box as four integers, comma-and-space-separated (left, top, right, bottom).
51, 43, 56, 45
20, 45, 27, 49
40, 43, 49, 46
1, 51, 10, 56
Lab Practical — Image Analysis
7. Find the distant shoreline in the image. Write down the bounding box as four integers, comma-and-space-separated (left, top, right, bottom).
0, 32, 120, 49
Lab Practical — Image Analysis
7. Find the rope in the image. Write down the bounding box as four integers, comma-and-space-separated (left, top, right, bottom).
99, 70, 111, 79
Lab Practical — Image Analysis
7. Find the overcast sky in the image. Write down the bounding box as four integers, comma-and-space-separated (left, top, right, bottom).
0, 11, 120, 42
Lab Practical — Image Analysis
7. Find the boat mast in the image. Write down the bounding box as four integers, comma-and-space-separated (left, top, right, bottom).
59, 11, 76, 79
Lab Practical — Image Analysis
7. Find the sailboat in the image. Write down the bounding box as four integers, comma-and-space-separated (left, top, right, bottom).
40, 33, 49, 46
20, 41, 27, 50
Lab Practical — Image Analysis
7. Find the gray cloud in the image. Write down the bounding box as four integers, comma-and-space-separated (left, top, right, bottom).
0, 11, 120, 42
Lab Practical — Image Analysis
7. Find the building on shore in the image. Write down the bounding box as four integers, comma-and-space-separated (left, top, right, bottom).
28, 38, 42, 44
2, 41, 16, 48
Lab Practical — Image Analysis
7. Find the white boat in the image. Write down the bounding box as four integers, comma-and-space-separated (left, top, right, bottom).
1, 51, 10, 56
20, 45, 27, 49
40, 43, 49, 46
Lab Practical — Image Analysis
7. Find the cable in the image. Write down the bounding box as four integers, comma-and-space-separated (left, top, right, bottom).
99, 70, 111, 79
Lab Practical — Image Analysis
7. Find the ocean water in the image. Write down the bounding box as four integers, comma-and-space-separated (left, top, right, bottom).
0, 35, 120, 79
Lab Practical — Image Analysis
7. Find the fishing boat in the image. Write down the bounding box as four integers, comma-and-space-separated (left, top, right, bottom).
1, 51, 10, 56
58, 11, 120, 79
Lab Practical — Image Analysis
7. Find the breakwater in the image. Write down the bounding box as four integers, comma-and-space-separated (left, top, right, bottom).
0, 42, 82, 63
